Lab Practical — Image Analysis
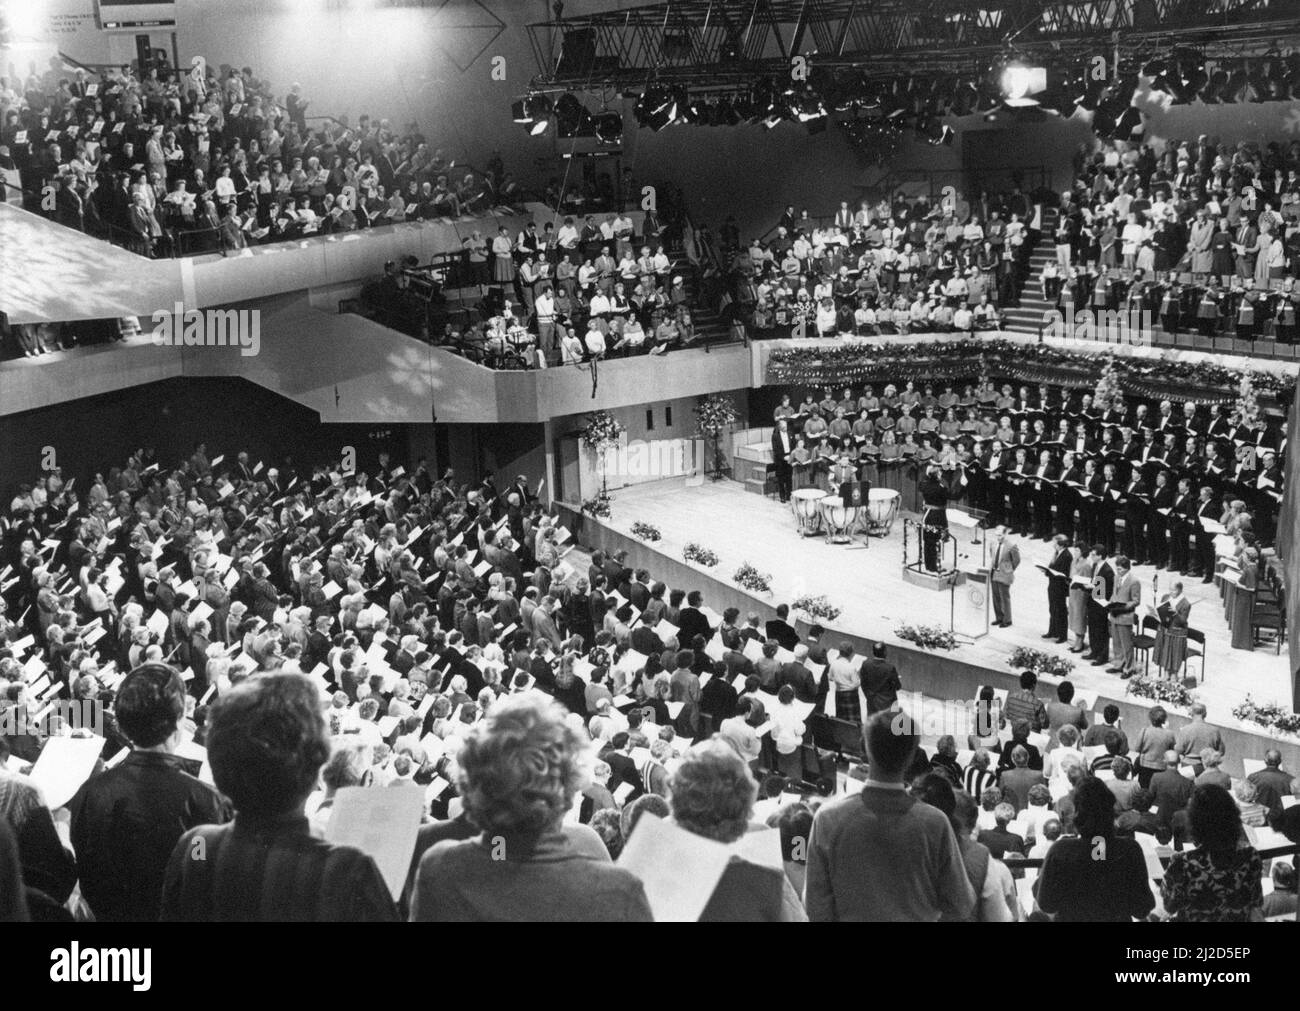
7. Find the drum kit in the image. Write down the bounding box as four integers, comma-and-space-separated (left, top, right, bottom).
819, 496, 860, 544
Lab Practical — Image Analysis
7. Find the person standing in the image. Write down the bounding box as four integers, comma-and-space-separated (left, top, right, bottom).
70, 664, 232, 922
858, 643, 902, 716
805, 712, 975, 921
160, 673, 398, 922
1067, 542, 1094, 653
918, 464, 949, 573
989, 526, 1020, 628
771, 419, 794, 503
1044, 534, 1072, 643
1107, 555, 1142, 677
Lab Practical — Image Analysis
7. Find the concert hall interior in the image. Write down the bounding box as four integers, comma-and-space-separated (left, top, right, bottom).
2, 0, 1300, 935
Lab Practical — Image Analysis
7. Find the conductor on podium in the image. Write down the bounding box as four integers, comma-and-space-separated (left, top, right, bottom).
919, 463, 949, 573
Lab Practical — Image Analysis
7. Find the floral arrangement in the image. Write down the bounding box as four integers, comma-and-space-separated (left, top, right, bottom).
581, 410, 625, 452
694, 394, 739, 436
733, 562, 773, 593
1232, 696, 1300, 738
792, 594, 842, 623
1007, 646, 1075, 679
1093, 356, 1120, 411
580, 490, 611, 518
630, 520, 661, 542
1125, 674, 1197, 709
895, 623, 958, 651
682, 542, 719, 567
764, 339, 1293, 405
1236, 373, 1260, 427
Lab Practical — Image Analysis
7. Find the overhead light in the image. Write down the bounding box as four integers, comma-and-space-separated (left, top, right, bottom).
1000, 63, 1047, 105
593, 111, 622, 143
511, 99, 531, 123
529, 118, 551, 136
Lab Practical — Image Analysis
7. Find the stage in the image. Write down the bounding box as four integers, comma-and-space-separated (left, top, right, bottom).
575, 476, 1297, 772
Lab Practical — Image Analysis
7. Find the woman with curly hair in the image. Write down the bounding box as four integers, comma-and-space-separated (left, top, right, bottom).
410, 694, 652, 922
669, 740, 806, 921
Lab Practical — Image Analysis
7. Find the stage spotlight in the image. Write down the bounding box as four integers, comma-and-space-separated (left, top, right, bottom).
521, 94, 553, 134
511, 98, 531, 123
554, 92, 590, 136
796, 94, 827, 123
529, 118, 551, 136
593, 111, 622, 143
1000, 63, 1047, 106
1115, 106, 1144, 136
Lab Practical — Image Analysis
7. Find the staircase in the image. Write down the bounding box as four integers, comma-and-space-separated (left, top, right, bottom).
665, 224, 733, 347
1000, 206, 1059, 338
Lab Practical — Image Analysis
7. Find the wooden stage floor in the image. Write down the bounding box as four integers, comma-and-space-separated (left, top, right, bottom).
599, 477, 1292, 722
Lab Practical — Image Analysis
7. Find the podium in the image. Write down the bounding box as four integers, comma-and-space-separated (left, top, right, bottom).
952, 568, 992, 642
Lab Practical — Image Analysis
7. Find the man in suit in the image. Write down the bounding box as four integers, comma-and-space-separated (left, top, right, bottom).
1121, 468, 1151, 565
1107, 555, 1142, 677
858, 642, 902, 716
1149, 750, 1194, 827
700, 660, 739, 727
530, 595, 563, 650
1044, 534, 1072, 643
1192, 484, 1218, 582
669, 649, 702, 737
1248, 750, 1294, 821
776, 644, 819, 703
676, 591, 712, 646
1085, 546, 1114, 666
771, 419, 794, 503
764, 603, 799, 652
989, 525, 1020, 627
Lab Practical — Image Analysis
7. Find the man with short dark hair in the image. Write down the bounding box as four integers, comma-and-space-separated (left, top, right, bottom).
859, 642, 901, 716
805, 711, 975, 921
1082, 703, 1127, 751
1003, 670, 1046, 733
765, 604, 799, 652
70, 664, 231, 922
1150, 749, 1194, 827
1248, 749, 1293, 821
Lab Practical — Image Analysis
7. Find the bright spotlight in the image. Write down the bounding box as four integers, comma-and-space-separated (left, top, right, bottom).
4, 0, 46, 40
1000, 64, 1047, 106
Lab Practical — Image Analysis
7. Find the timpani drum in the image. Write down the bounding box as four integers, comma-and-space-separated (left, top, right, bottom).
819, 496, 862, 544
791, 488, 826, 536
866, 487, 900, 537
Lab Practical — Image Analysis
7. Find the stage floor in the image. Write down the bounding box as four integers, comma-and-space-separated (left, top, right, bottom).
600, 477, 1291, 720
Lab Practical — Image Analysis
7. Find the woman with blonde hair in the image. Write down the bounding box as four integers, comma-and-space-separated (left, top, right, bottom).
410, 695, 652, 921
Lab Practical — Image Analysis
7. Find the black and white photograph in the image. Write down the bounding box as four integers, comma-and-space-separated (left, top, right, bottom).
1, 0, 1299, 977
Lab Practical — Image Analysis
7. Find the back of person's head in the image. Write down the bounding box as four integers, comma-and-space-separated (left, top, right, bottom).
589, 808, 624, 860
778, 803, 814, 864
321, 742, 371, 791
993, 802, 1015, 827
1104, 729, 1123, 755
1011, 745, 1029, 768
872, 642, 886, 660
1058, 725, 1079, 748
455, 694, 584, 841
980, 787, 1001, 812
1149, 705, 1167, 727
1073, 776, 1118, 840
114, 662, 186, 747
1112, 755, 1132, 780
1200, 748, 1222, 769
1041, 818, 1063, 842
914, 772, 956, 818
675, 649, 694, 670
863, 710, 916, 780
1129, 786, 1153, 813
1057, 680, 1075, 703
952, 789, 979, 835
669, 739, 757, 844
1103, 703, 1120, 725
207, 673, 331, 818
1019, 670, 1037, 690
1188, 783, 1242, 854
1027, 784, 1052, 808
621, 792, 671, 841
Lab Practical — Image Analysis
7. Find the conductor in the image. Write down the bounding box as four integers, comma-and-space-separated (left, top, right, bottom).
919, 463, 949, 573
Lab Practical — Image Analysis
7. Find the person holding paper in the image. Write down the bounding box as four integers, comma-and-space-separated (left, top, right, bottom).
1106, 555, 1142, 677
161, 673, 397, 922
69, 664, 230, 922
411, 695, 652, 922
0, 737, 78, 910
1042, 534, 1072, 643
988, 526, 1020, 628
